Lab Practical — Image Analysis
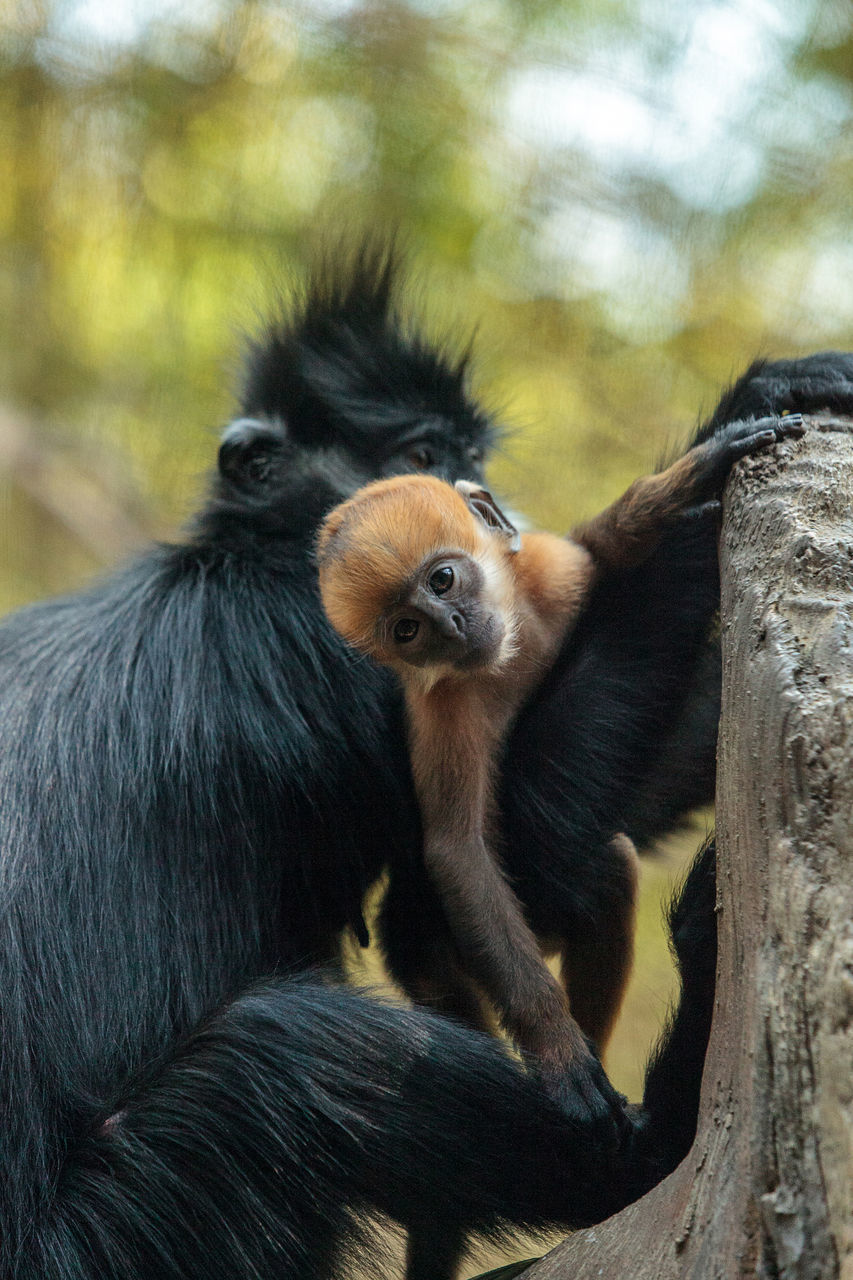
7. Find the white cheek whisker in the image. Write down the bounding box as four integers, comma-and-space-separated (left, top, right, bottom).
343, 648, 378, 672
475, 544, 520, 671
396, 661, 458, 695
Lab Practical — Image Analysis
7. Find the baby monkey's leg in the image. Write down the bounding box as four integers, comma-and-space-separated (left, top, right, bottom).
573, 413, 804, 570
560, 834, 640, 1052
380, 866, 494, 1033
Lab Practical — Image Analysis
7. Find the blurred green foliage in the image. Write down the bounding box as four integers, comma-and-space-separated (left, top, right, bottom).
3, 0, 853, 612
0, 6, 851, 1231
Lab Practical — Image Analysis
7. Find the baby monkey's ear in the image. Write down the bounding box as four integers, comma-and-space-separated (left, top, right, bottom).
455, 481, 521, 552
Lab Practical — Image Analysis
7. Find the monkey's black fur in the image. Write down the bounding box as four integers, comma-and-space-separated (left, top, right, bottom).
2, 243, 853, 1278
13, 980, 645, 1280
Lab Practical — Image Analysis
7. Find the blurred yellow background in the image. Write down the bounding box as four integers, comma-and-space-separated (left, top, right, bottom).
2, 0, 851, 1270
4, 0, 853, 611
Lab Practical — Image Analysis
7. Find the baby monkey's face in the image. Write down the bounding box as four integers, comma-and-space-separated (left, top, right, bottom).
380, 549, 505, 672
316, 473, 520, 676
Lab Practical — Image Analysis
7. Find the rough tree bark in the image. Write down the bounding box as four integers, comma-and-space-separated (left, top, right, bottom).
512, 414, 853, 1280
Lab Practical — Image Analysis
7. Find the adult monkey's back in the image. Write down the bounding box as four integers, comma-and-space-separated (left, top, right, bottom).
1, 242, 852, 1280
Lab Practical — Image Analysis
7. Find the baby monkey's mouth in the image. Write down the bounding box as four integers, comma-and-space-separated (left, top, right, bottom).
452, 614, 505, 670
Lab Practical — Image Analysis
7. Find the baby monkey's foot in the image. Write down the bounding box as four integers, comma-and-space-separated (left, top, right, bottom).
538, 1039, 631, 1153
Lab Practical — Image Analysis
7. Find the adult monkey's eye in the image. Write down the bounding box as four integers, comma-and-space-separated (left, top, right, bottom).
429, 566, 454, 596
406, 446, 434, 471
393, 618, 420, 643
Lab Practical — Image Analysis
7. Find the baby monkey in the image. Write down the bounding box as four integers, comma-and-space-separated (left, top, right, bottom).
316, 413, 803, 1102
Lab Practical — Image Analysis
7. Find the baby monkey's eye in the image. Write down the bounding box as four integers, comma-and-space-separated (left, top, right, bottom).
428, 566, 454, 596
393, 618, 420, 644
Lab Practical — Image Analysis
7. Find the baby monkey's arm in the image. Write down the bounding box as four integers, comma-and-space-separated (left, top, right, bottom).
572, 414, 804, 570
407, 687, 597, 1084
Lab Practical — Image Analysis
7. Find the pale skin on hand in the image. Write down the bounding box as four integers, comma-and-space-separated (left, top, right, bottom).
315, 412, 805, 1086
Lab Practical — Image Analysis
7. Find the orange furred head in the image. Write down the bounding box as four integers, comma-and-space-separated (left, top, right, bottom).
317, 474, 515, 666
317, 475, 483, 649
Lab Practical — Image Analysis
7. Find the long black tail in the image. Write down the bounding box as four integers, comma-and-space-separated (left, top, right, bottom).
638, 836, 718, 1182
15, 979, 649, 1280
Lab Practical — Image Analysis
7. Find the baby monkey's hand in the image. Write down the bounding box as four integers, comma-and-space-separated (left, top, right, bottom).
689, 412, 805, 500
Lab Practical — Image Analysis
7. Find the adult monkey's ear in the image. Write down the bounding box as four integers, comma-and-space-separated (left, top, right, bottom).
455, 480, 521, 552
218, 417, 286, 488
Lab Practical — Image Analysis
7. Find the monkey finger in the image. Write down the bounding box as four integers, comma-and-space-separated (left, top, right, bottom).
775, 411, 806, 438
725, 412, 804, 450
727, 427, 778, 460
715, 417, 802, 471
687, 414, 800, 500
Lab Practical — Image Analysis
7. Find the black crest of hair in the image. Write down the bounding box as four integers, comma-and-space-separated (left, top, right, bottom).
240, 239, 497, 461
2, 231, 853, 1279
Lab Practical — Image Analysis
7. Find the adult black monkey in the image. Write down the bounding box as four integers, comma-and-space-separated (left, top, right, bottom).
1, 242, 852, 1280
0, 248, 633, 1280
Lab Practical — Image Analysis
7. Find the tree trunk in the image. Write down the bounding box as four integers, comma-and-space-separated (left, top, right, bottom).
514, 414, 853, 1280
